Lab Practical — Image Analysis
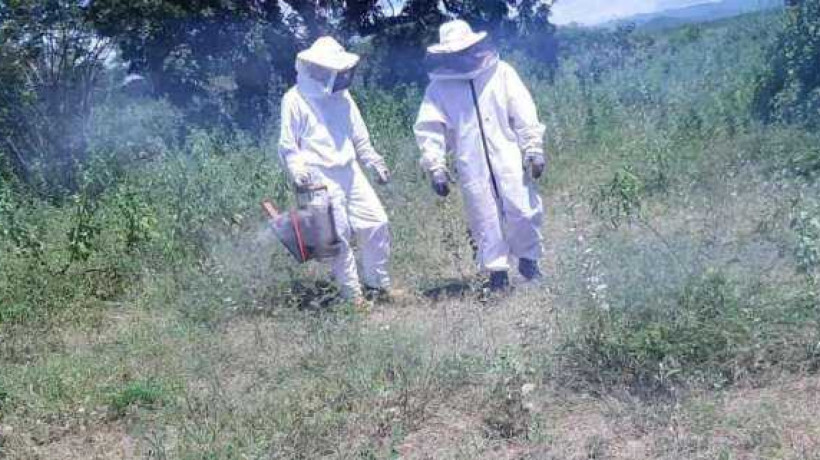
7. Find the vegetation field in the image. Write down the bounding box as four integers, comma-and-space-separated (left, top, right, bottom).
2, 3, 820, 459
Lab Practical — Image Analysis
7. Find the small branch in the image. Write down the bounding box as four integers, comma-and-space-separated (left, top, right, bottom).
3, 136, 32, 184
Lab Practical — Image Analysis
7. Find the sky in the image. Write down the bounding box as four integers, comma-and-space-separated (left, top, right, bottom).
550, 0, 720, 25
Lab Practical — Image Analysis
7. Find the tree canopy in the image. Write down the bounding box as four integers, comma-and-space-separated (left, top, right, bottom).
0, 0, 558, 191
80, 0, 558, 131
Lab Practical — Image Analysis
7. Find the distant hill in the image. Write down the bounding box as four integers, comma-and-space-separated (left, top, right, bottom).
604, 0, 783, 30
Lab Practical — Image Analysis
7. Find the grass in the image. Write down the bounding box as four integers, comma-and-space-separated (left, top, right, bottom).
559, 270, 819, 394
109, 380, 170, 416
1, 9, 820, 459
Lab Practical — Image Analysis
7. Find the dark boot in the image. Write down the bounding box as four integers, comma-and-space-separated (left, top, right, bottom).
489, 271, 510, 292
518, 258, 542, 281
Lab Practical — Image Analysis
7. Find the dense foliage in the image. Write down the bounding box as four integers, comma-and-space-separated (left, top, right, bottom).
753, 0, 820, 125
0, 0, 558, 193
0, 0, 113, 192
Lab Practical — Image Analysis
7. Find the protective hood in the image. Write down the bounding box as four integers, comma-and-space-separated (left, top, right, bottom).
297, 60, 358, 97
425, 35, 500, 80
296, 36, 360, 97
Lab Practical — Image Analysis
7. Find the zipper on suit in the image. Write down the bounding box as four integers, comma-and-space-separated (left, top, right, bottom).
469, 79, 504, 219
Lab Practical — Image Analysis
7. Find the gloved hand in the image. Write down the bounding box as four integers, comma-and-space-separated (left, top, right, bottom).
431, 169, 450, 197
524, 152, 547, 181
371, 162, 391, 185
293, 171, 315, 188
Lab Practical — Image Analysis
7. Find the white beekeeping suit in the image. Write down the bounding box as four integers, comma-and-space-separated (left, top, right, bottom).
414, 20, 548, 290
278, 36, 393, 303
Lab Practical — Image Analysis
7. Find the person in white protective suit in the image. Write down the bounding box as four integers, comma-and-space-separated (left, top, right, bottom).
278, 36, 395, 304
414, 20, 548, 291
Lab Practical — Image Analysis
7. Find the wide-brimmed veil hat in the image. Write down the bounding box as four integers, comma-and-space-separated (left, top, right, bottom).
427, 20, 488, 54
297, 36, 360, 71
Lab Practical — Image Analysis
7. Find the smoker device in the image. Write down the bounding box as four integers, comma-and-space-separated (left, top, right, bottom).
262, 185, 342, 263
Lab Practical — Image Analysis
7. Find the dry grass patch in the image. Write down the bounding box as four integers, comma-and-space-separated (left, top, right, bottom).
2, 419, 134, 460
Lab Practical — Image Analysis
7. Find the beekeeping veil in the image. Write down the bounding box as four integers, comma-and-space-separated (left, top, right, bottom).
296, 36, 360, 97
424, 20, 499, 81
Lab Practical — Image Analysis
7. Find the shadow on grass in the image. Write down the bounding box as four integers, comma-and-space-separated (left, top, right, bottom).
285, 280, 341, 311
422, 278, 478, 302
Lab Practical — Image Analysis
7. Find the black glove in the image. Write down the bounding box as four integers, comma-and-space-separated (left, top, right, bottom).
294, 171, 315, 188
431, 169, 450, 197
524, 152, 547, 181
372, 163, 391, 185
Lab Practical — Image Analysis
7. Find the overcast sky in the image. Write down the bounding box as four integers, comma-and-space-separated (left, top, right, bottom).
550, 0, 720, 25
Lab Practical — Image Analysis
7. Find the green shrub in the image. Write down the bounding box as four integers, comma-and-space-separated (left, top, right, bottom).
0, 130, 291, 325
669, 24, 703, 49
786, 145, 820, 180
109, 379, 169, 416
559, 271, 820, 394
591, 167, 645, 228
791, 200, 820, 279
0, 382, 9, 413
753, 0, 820, 126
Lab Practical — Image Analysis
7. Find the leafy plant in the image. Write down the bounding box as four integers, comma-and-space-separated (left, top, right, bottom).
753, 0, 820, 126
66, 193, 100, 264
109, 379, 168, 416
592, 167, 645, 228
0, 0, 114, 192
791, 200, 820, 279
0, 382, 9, 412
0, 182, 44, 261
559, 270, 820, 394
110, 184, 158, 251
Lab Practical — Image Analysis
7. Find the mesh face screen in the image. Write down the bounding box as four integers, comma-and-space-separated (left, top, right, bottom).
425, 37, 499, 78
303, 62, 335, 88
301, 60, 358, 93
332, 66, 356, 93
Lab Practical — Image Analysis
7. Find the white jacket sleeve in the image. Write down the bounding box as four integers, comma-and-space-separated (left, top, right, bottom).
349, 95, 385, 169
505, 64, 546, 156
414, 86, 449, 172
277, 93, 308, 179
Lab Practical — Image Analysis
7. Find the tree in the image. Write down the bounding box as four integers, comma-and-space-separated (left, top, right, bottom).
510, 0, 558, 75
358, 0, 447, 87
362, 0, 558, 86
86, 0, 300, 134
753, 0, 820, 126
8, 0, 558, 143
83, 0, 401, 133
1, 0, 113, 191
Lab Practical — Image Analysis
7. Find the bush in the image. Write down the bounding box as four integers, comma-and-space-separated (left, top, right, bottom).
0, 1, 114, 193
0, 131, 289, 326
753, 0, 820, 126
791, 199, 820, 280
591, 167, 645, 228
558, 271, 820, 394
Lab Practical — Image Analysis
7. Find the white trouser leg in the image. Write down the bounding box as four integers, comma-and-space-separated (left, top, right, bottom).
461, 180, 511, 272
317, 163, 390, 297
327, 182, 361, 299
347, 164, 391, 289
459, 165, 544, 272
502, 181, 544, 261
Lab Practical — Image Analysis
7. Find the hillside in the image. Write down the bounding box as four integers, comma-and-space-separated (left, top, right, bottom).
604, 0, 782, 29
